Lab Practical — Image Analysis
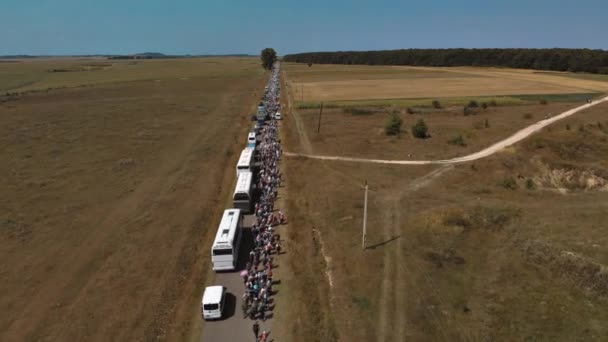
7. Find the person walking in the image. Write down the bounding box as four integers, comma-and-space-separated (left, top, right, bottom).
252, 321, 260, 341
260, 330, 269, 342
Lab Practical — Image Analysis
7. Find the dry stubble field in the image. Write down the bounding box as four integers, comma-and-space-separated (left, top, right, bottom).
0, 57, 265, 341
280, 63, 608, 341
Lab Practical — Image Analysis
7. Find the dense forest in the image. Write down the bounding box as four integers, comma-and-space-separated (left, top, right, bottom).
283, 49, 608, 74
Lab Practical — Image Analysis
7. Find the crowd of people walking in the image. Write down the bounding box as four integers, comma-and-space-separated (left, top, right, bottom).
242, 63, 284, 341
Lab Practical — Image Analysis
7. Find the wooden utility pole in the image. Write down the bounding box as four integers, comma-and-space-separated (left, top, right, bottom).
317, 102, 324, 133
362, 180, 368, 249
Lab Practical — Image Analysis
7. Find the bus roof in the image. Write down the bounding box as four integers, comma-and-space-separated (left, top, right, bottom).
234, 171, 253, 195
202, 285, 224, 305
237, 147, 254, 167
212, 209, 241, 247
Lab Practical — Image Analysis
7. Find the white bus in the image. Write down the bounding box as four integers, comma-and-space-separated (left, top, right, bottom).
211, 209, 243, 271
236, 147, 254, 177
233, 171, 253, 213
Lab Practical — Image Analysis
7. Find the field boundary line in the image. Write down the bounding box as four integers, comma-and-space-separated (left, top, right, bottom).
284, 96, 608, 165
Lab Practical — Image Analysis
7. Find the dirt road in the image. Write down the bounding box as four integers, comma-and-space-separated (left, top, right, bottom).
285, 96, 608, 165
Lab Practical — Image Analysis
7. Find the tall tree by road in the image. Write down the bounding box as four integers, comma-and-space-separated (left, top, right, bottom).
261, 48, 277, 70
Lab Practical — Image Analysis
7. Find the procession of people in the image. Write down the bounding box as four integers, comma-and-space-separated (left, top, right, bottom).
241, 62, 284, 335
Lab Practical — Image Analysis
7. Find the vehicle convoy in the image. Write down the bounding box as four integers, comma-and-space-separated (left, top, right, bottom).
201, 285, 227, 320
233, 170, 253, 213
211, 209, 243, 271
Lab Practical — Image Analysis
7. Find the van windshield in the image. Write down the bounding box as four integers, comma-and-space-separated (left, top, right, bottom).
203, 303, 219, 311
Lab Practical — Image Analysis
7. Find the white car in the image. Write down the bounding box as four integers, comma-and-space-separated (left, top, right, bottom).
275, 112, 282, 120
201, 286, 226, 320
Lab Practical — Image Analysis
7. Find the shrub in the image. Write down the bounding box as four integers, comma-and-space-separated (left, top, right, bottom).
523, 113, 533, 119
307, 62, 313, 67
489, 100, 498, 107
499, 177, 518, 190
385, 113, 403, 135
481, 102, 488, 109
432, 100, 442, 109
485, 119, 490, 128
412, 119, 429, 138
448, 134, 466, 146
539, 99, 548, 105
526, 179, 536, 190
566, 124, 571, 130
468, 100, 479, 108
406, 107, 416, 114
343, 107, 374, 115
464, 106, 477, 116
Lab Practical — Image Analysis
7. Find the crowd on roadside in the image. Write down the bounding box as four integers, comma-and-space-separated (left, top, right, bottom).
240, 62, 285, 330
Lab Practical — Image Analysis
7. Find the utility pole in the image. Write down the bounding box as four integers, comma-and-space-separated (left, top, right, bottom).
317, 102, 324, 133
362, 180, 368, 250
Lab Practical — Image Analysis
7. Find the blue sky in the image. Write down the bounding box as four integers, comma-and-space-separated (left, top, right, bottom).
1, 0, 606, 55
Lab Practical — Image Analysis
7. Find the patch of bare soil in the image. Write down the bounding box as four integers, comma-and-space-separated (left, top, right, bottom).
532, 160, 608, 192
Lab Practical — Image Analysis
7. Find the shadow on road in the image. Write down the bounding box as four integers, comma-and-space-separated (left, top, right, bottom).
218, 292, 237, 321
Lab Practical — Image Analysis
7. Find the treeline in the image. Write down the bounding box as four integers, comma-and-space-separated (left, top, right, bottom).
283, 49, 608, 74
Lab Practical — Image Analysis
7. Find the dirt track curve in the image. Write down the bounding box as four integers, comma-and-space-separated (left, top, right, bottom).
285, 96, 608, 165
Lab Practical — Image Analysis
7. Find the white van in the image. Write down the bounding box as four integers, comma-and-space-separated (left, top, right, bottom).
201, 285, 226, 320
275, 112, 282, 120
247, 132, 256, 148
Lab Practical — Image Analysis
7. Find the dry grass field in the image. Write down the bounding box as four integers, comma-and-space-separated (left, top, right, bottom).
284, 63, 608, 103
0, 57, 265, 341
278, 64, 608, 341
281, 99, 608, 341
293, 103, 581, 160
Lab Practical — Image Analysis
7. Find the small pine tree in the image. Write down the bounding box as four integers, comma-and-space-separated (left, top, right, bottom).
412, 119, 429, 138
385, 113, 403, 135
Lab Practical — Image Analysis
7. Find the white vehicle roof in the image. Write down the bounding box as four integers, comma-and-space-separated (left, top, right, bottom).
237, 147, 254, 166
235, 171, 253, 194
202, 285, 224, 305
248, 132, 256, 139
213, 209, 241, 246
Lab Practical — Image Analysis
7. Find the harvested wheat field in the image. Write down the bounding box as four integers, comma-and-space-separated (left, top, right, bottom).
284, 63, 608, 103
0, 57, 265, 341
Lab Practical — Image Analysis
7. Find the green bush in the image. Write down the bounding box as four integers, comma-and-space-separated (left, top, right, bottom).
526, 179, 536, 190
343, 107, 374, 115
432, 100, 442, 109
406, 107, 416, 114
468, 100, 479, 108
448, 134, 466, 146
481, 102, 488, 109
412, 119, 429, 138
385, 113, 403, 135
499, 177, 518, 190
489, 100, 498, 107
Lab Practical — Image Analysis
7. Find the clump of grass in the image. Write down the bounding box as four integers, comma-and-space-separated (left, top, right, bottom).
343, 107, 374, 115
499, 177, 518, 190
412, 119, 429, 138
432, 100, 442, 109
526, 178, 536, 190
467, 100, 479, 108
448, 134, 466, 146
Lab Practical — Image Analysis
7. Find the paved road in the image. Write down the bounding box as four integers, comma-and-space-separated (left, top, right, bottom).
285, 96, 608, 165
200, 215, 274, 342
